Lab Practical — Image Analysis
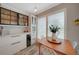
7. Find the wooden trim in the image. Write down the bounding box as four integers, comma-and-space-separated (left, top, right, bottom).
46, 15, 48, 39
29, 16, 31, 32
1, 7, 11, 12
0, 7, 1, 24
36, 16, 38, 42
17, 13, 19, 25
10, 9, 11, 24
27, 16, 29, 26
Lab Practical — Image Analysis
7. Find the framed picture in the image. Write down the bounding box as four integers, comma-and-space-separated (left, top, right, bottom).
74, 19, 79, 25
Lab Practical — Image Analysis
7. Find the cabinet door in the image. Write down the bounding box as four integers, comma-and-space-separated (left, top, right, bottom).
9, 34, 26, 54
19, 34, 26, 48
1, 14, 10, 24
0, 34, 26, 55
24, 16, 28, 26
10, 11, 18, 25
19, 14, 24, 25
1, 8, 11, 24
0, 36, 12, 55
9, 40, 25, 54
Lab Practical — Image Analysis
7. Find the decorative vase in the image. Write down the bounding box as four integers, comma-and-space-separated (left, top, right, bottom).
52, 33, 57, 41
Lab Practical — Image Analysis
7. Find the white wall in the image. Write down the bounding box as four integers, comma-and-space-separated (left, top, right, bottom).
66, 4, 79, 44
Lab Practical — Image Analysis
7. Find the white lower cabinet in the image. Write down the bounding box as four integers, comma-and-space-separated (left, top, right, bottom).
0, 33, 26, 55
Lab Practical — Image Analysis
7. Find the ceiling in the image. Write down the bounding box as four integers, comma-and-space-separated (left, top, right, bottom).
1, 3, 60, 15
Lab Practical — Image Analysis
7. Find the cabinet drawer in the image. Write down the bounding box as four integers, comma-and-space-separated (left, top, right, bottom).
0, 41, 12, 55
0, 35, 26, 54
0, 34, 26, 54
0, 40, 26, 55
1, 36, 20, 45
9, 40, 26, 54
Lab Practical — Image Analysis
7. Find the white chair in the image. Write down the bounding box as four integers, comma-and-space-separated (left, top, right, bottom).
72, 41, 77, 49
72, 41, 79, 54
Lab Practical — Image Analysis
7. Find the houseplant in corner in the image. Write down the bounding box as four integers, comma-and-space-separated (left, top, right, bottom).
49, 25, 60, 41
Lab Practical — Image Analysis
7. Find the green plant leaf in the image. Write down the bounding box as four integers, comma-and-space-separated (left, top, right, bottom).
49, 25, 60, 33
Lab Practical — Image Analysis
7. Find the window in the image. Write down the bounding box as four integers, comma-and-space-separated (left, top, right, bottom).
38, 17, 46, 39
48, 11, 64, 39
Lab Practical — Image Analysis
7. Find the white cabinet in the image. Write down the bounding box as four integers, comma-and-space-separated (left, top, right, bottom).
0, 33, 26, 55
0, 36, 12, 54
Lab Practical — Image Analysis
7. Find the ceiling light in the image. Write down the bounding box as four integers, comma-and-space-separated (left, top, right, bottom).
34, 7, 38, 12
34, 8, 37, 12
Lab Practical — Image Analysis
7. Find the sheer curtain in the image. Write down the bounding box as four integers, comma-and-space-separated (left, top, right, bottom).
38, 16, 46, 39
48, 11, 64, 39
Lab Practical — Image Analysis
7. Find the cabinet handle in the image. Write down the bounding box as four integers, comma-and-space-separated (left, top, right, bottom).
11, 41, 21, 45
11, 35, 20, 37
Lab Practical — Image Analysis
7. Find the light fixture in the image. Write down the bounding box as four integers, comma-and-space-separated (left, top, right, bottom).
34, 6, 38, 12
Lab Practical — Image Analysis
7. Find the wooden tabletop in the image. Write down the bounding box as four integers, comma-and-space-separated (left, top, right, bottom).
38, 38, 76, 55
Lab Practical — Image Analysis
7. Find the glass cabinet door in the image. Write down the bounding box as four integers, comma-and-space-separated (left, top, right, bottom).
1, 8, 10, 24
24, 16, 28, 26
19, 14, 24, 25
10, 11, 18, 25
0, 7, 29, 26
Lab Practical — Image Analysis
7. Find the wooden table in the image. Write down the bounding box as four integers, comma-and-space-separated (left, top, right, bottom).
37, 38, 76, 55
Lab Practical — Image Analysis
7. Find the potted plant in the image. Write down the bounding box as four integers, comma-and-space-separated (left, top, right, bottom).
49, 25, 60, 41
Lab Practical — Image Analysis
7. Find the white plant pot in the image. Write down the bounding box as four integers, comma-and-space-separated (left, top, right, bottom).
52, 33, 57, 41
47, 33, 57, 41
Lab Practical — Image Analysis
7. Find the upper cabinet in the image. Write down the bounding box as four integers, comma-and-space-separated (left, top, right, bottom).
1, 8, 11, 24
18, 14, 24, 25
24, 16, 29, 26
0, 7, 29, 26
18, 14, 29, 26
10, 11, 18, 25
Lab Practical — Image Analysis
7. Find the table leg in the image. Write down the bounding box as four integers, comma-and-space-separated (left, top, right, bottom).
38, 43, 41, 55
